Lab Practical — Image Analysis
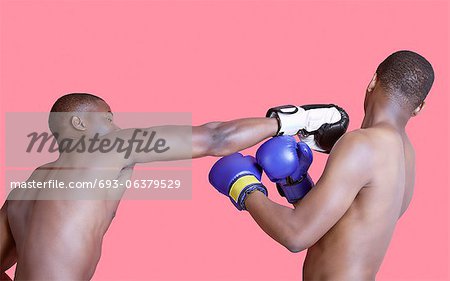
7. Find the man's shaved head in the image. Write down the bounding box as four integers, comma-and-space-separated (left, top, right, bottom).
49, 93, 110, 135
376, 50, 434, 112
50, 93, 107, 113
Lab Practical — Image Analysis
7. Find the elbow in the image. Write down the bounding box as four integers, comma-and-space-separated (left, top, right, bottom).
285, 243, 301, 253
282, 229, 310, 253
284, 239, 307, 253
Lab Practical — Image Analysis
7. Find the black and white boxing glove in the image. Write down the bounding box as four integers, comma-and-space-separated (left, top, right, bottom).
266, 104, 349, 153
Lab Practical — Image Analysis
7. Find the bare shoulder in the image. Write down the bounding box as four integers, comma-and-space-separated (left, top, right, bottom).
330, 130, 374, 158
337, 127, 403, 154
35, 161, 57, 170
324, 130, 375, 179
336, 127, 404, 171
360, 126, 403, 145
313, 130, 376, 194
402, 134, 415, 158
327, 130, 381, 174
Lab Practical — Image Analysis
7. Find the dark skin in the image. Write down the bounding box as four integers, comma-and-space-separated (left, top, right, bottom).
0, 202, 16, 281
0, 101, 278, 280
245, 73, 422, 281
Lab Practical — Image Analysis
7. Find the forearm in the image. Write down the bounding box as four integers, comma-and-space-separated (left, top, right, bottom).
245, 191, 304, 252
200, 117, 277, 157
124, 117, 277, 163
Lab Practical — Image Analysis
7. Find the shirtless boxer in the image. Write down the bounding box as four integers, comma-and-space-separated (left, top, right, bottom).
0, 93, 348, 280
209, 50, 434, 280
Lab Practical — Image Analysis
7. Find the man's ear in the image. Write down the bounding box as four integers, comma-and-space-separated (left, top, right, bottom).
412, 101, 425, 117
71, 116, 87, 131
367, 73, 377, 93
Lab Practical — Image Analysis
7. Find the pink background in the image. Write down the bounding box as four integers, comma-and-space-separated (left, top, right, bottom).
0, 0, 448, 280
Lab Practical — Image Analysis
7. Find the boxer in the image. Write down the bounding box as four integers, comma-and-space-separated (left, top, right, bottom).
209, 50, 434, 281
0, 93, 348, 280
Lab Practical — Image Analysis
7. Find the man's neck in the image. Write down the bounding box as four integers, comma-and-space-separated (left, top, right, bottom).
361, 97, 409, 131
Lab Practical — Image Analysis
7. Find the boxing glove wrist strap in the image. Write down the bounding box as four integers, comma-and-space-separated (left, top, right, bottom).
266, 105, 307, 136
277, 174, 314, 204
229, 175, 268, 210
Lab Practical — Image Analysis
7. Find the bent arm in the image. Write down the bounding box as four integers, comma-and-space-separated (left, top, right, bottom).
0, 202, 17, 280
245, 132, 372, 252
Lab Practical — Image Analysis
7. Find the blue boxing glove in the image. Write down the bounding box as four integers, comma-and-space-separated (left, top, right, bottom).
209, 153, 268, 210
256, 136, 314, 204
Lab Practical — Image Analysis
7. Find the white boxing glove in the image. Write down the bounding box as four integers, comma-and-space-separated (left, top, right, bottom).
266, 104, 349, 153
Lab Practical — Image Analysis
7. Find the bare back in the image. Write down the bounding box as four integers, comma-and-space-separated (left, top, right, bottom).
6, 151, 132, 280
303, 126, 415, 280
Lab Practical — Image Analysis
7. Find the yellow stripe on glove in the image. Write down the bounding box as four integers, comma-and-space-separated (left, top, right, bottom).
228, 175, 261, 203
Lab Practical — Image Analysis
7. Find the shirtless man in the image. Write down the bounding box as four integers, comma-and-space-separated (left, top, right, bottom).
0, 93, 348, 280
209, 50, 434, 280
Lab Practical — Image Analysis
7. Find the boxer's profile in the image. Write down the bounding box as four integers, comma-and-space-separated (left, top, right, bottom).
209, 50, 434, 280
0, 93, 348, 279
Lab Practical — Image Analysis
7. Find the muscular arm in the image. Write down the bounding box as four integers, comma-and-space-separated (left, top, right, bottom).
0, 202, 16, 281
245, 132, 373, 252
192, 118, 278, 158
110, 117, 278, 165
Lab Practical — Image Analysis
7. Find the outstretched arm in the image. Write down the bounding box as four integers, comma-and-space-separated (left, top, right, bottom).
245, 132, 373, 252
110, 117, 278, 165
192, 118, 278, 158
0, 201, 17, 281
